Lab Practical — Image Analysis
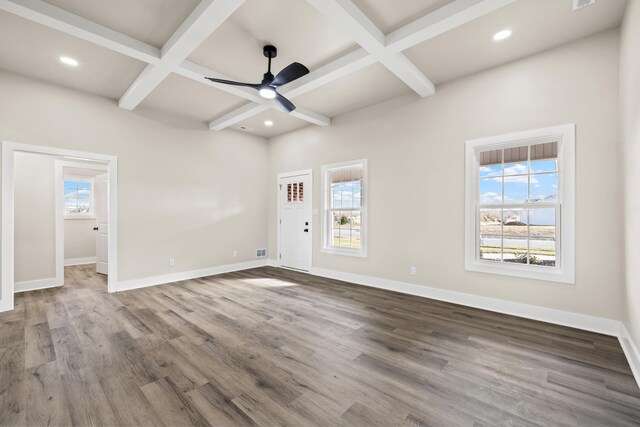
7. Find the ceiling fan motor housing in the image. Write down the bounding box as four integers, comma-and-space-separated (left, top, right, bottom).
263, 45, 277, 83
263, 45, 277, 59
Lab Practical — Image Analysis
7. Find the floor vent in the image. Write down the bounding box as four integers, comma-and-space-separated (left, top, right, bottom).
572, 0, 595, 10
256, 248, 267, 258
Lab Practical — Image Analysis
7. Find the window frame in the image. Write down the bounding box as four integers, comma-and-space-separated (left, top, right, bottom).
321, 159, 368, 258
63, 175, 95, 219
464, 124, 575, 284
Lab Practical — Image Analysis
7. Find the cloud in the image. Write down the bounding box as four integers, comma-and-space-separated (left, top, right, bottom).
480, 192, 502, 204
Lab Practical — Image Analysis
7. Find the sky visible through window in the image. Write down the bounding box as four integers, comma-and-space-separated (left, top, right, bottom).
479, 159, 557, 225
64, 180, 92, 215
331, 180, 362, 248
479, 157, 558, 266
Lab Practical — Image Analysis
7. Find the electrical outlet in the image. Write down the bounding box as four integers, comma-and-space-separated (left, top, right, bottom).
410, 266, 416, 276
233, 250, 238, 257
169, 258, 175, 266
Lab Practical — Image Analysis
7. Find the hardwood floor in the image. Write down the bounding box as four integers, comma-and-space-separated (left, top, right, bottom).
1, 265, 639, 426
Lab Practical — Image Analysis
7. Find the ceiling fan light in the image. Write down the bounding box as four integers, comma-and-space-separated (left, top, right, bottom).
259, 87, 276, 99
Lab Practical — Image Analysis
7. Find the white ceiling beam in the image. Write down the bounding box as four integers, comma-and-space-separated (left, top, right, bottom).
175, 60, 264, 103
118, 0, 245, 110
305, 0, 435, 97
0, 0, 161, 64
0, 0, 330, 131
209, 103, 272, 131
279, 47, 376, 99
176, 60, 331, 128
204, 0, 517, 131
385, 0, 517, 54
290, 107, 331, 127
204, 48, 376, 131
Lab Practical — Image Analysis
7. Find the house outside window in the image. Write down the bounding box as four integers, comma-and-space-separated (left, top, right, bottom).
64, 176, 95, 218
465, 124, 575, 283
322, 159, 367, 257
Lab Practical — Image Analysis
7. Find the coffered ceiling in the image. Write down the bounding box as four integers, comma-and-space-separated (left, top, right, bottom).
0, 0, 628, 138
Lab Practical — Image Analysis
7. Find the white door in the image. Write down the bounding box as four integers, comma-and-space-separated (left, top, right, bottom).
279, 172, 312, 271
95, 173, 108, 275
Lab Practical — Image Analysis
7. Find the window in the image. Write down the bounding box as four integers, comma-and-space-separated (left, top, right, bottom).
64, 176, 94, 218
322, 159, 367, 257
465, 125, 575, 283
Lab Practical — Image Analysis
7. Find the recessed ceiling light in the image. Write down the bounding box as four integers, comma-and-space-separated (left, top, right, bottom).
264, 120, 274, 127
493, 29, 512, 42
59, 56, 79, 67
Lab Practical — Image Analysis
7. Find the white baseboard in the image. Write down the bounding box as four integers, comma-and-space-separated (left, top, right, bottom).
619, 323, 640, 388
297, 266, 639, 388
115, 259, 269, 292
308, 267, 620, 336
15, 277, 63, 293
64, 257, 96, 266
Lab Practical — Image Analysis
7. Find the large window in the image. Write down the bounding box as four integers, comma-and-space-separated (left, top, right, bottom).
64, 176, 94, 218
465, 125, 575, 283
322, 159, 367, 257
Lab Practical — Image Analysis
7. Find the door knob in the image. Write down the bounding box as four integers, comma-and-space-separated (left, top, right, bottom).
93, 227, 99, 231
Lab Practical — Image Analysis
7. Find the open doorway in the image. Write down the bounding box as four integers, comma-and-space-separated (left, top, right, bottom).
1, 141, 118, 312
57, 161, 109, 275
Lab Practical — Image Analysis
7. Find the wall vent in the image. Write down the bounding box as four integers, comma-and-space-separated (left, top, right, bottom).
256, 248, 267, 258
572, 0, 595, 10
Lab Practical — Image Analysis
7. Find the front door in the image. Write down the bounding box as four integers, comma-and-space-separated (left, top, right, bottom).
279, 172, 312, 271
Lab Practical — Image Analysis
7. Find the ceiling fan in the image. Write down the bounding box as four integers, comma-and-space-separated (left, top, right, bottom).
205, 45, 309, 113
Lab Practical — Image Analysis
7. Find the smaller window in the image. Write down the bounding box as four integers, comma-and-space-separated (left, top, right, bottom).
64, 176, 95, 218
322, 159, 367, 257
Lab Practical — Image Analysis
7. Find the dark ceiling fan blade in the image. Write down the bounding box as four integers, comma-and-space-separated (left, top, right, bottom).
274, 93, 296, 113
205, 77, 261, 89
270, 62, 309, 87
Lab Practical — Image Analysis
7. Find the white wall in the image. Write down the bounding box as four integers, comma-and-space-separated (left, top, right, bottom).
268, 29, 624, 320
64, 220, 95, 261
14, 152, 55, 282
0, 70, 269, 292
621, 0, 640, 349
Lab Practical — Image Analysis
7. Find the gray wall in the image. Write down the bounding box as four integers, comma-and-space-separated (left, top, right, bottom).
621, 0, 640, 351
0, 70, 269, 290
268, 29, 623, 320
14, 152, 55, 283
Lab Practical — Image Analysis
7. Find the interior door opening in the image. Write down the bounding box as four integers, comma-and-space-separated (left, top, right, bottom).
1, 141, 118, 312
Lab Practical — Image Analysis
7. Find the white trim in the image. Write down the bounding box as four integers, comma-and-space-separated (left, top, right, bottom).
56, 160, 107, 288
619, 323, 640, 389
464, 124, 576, 284
304, 0, 434, 97
14, 277, 63, 293
2, 141, 118, 312
0, 0, 513, 131
277, 169, 313, 272
321, 159, 368, 258
116, 259, 268, 292
118, 0, 245, 110
64, 257, 96, 266
280, 264, 638, 388
308, 266, 618, 335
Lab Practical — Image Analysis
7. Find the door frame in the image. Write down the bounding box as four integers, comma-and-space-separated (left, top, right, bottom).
277, 169, 313, 271
1, 141, 118, 311
55, 160, 109, 284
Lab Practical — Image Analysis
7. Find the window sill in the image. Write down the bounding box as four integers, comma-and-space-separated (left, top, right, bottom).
64, 216, 96, 220
321, 247, 367, 258
465, 260, 574, 284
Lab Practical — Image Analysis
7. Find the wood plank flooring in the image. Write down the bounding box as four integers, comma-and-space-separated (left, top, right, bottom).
1, 264, 639, 426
